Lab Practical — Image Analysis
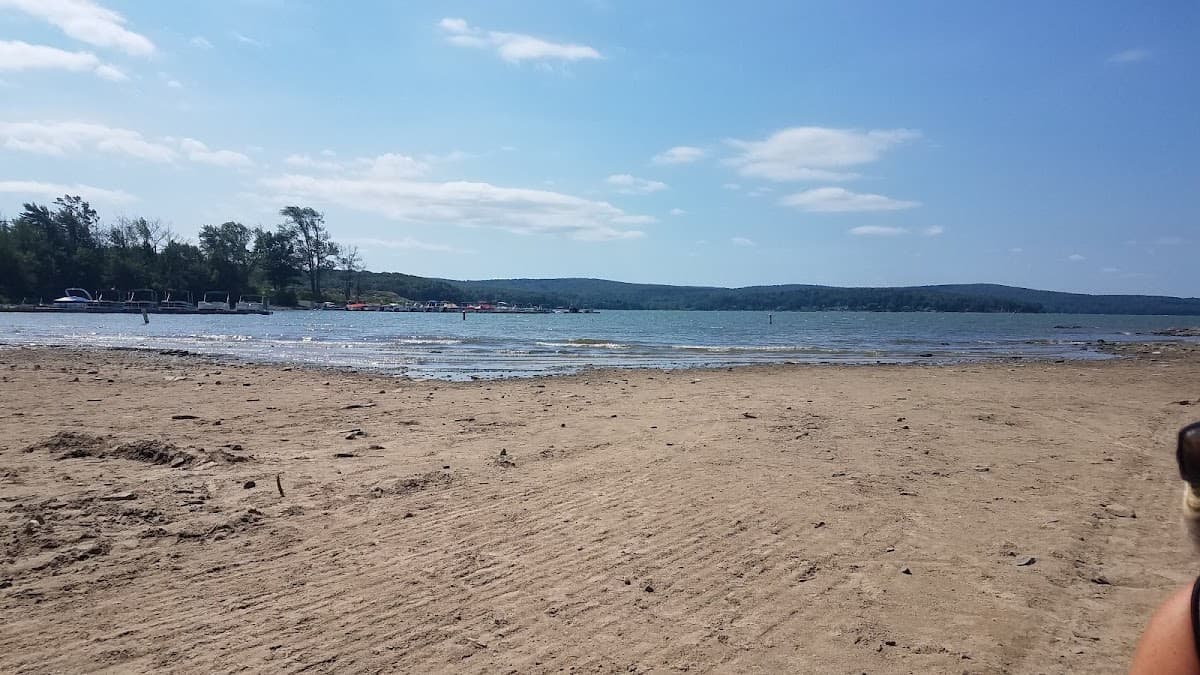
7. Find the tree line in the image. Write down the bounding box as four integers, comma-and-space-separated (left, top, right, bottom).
0, 196, 361, 305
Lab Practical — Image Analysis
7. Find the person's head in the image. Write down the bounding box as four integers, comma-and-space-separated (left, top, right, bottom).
1178, 421, 1200, 545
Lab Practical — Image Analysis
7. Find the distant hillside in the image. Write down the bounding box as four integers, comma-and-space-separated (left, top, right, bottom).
352, 274, 1200, 315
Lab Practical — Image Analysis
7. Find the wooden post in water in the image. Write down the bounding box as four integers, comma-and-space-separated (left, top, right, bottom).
142, 308, 149, 324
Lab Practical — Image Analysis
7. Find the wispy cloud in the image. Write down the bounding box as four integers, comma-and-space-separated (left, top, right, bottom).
606, 173, 667, 195
438, 17, 601, 64
166, 79, 182, 89
1009, 247, 1023, 254
849, 224, 942, 237
0, 120, 252, 168
0, 179, 136, 204
849, 225, 909, 236
669, 208, 686, 216
721, 182, 741, 191
725, 126, 919, 182
1, 120, 174, 160
780, 187, 919, 212
652, 146, 705, 165
1107, 48, 1151, 64
0, 40, 126, 81
343, 236, 464, 253
261, 171, 651, 242
1068, 253, 1086, 262
284, 153, 343, 171
1102, 267, 1120, 273
179, 138, 253, 168
731, 237, 756, 247
231, 31, 264, 47
190, 35, 213, 49
0, 0, 155, 56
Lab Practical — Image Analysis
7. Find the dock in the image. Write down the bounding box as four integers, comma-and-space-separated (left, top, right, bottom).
0, 306, 272, 315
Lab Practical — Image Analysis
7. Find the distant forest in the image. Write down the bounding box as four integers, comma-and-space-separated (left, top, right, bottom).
2, 196, 1199, 315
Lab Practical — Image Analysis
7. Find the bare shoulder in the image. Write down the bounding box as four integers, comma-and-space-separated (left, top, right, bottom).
1130, 583, 1200, 674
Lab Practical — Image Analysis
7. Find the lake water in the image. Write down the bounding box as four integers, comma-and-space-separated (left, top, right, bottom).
0, 310, 1196, 380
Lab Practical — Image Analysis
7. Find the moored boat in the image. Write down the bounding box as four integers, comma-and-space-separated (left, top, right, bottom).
197, 291, 230, 311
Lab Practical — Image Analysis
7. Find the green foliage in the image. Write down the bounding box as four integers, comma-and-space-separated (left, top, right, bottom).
0, 196, 323, 306
280, 206, 338, 300
253, 226, 301, 293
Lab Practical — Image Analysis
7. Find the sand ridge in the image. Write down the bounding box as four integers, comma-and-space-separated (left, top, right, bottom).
1, 345, 1199, 673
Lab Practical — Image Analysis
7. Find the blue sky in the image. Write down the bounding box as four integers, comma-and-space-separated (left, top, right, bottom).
0, 1, 1196, 295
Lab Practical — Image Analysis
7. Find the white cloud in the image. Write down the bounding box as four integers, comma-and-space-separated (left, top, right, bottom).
669, 208, 686, 216
746, 186, 772, 198
0, 0, 155, 56
1009, 247, 1023, 254
190, 35, 213, 49
0, 179, 136, 204
284, 153, 343, 171
849, 225, 909, 236
0, 40, 125, 81
606, 173, 667, 195
652, 146, 705, 165
721, 182, 742, 190
342, 236, 461, 253
1068, 253, 1086, 262
438, 17, 601, 63
780, 187, 919, 212
922, 225, 945, 236
284, 151, 441, 177
0, 121, 255, 170
92, 63, 126, 81
1153, 236, 1183, 246
179, 138, 253, 168
1102, 267, 1120, 273
725, 126, 919, 182
1107, 48, 1150, 64
731, 237, 756, 247
359, 153, 430, 179
232, 31, 264, 47
261, 172, 650, 242
0, 120, 175, 160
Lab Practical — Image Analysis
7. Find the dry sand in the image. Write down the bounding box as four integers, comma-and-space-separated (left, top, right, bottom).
1, 344, 1199, 673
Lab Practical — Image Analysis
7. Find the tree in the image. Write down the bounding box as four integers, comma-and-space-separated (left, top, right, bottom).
280, 206, 338, 300
338, 245, 362, 302
253, 226, 301, 293
199, 221, 253, 297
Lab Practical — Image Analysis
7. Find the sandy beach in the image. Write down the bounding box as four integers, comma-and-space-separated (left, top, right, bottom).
1, 344, 1199, 673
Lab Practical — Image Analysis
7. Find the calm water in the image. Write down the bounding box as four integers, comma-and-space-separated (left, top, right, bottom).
0, 310, 1196, 380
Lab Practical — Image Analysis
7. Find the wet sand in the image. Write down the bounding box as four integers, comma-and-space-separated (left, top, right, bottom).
1, 344, 1199, 673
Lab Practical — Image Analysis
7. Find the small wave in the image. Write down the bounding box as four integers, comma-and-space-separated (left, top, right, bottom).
669, 344, 823, 353
396, 338, 464, 346
535, 341, 630, 350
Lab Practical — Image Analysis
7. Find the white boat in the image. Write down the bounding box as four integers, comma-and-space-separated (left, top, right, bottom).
52, 288, 94, 310
197, 291, 230, 311
235, 294, 268, 312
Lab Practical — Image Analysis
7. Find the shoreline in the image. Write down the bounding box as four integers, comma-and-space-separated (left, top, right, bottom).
0, 338, 1165, 384
2, 345, 1199, 672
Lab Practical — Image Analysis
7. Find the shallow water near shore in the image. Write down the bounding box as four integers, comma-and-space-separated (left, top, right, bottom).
0, 310, 1196, 379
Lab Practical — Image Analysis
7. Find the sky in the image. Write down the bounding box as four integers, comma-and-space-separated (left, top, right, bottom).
0, 1, 1197, 296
